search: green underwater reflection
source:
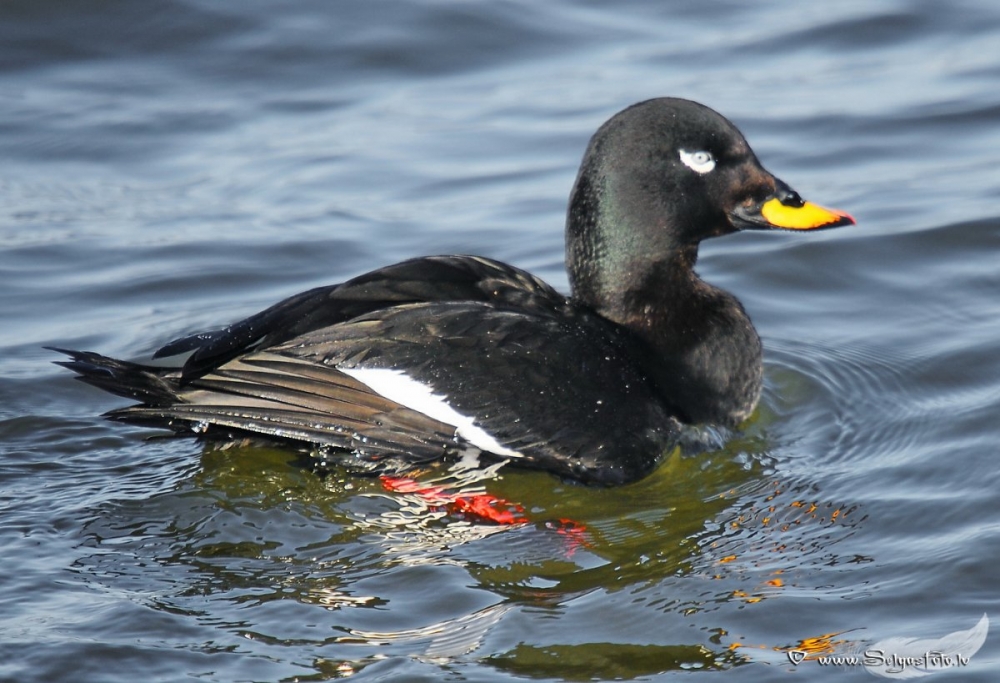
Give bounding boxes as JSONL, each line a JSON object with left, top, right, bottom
{"left": 73, "top": 423, "right": 867, "bottom": 679}
{"left": 489, "top": 642, "right": 745, "bottom": 678}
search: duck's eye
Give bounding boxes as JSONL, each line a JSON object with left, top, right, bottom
{"left": 679, "top": 149, "right": 716, "bottom": 174}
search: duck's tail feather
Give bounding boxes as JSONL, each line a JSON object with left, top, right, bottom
{"left": 48, "top": 347, "right": 182, "bottom": 405}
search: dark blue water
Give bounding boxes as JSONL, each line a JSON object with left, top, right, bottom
{"left": 4, "top": 1, "right": 1000, "bottom": 681}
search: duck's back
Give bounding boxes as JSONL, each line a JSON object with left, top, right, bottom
{"left": 62, "top": 255, "right": 678, "bottom": 485}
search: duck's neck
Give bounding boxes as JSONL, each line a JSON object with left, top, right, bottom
{"left": 570, "top": 244, "right": 763, "bottom": 427}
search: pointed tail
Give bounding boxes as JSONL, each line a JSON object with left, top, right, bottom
{"left": 48, "top": 347, "right": 182, "bottom": 406}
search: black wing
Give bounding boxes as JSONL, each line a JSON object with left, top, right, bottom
{"left": 53, "top": 347, "right": 463, "bottom": 466}
{"left": 156, "top": 255, "right": 566, "bottom": 382}
{"left": 201, "top": 301, "right": 679, "bottom": 484}
{"left": 55, "top": 258, "right": 679, "bottom": 484}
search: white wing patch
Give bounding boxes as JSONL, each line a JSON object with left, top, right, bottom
{"left": 339, "top": 367, "right": 525, "bottom": 459}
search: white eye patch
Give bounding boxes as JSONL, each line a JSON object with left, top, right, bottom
{"left": 679, "top": 149, "right": 716, "bottom": 174}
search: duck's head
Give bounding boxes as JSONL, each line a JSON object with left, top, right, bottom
{"left": 566, "top": 97, "right": 854, "bottom": 309}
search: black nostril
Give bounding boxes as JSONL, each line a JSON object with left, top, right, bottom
{"left": 775, "top": 182, "right": 804, "bottom": 208}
